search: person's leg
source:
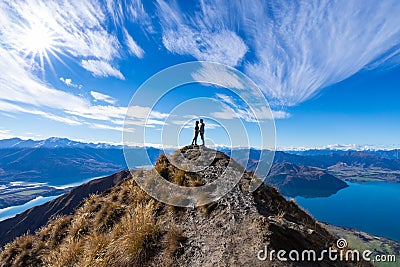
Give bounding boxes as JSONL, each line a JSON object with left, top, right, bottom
{"left": 193, "top": 133, "right": 198, "bottom": 145}
{"left": 200, "top": 133, "right": 204, "bottom": 145}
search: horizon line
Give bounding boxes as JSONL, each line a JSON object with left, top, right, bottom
{"left": 1, "top": 136, "right": 399, "bottom": 151}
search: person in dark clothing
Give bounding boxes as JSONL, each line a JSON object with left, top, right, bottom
{"left": 192, "top": 121, "right": 199, "bottom": 145}
{"left": 199, "top": 119, "right": 205, "bottom": 146}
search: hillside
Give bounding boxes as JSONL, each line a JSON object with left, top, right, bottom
{"left": 276, "top": 151, "right": 400, "bottom": 171}
{"left": 0, "top": 146, "right": 371, "bottom": 266}
{"left": 0, "top": 138, "right": 163, "bottom": 186}
{"left": 266, "top": 162, "right": 349, "bottom": 197}
{"left": 323, "top": 223, "right": 400, "bottom": 267}
{"left": 0, "top": 147, "right": 126, "bottom": 184}
{"left": 0, "top": 171, "right": 130, "bottom": 247}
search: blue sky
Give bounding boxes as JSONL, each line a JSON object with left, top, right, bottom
{"left": 0, "top": 0, "right": 400, "bottom": 148}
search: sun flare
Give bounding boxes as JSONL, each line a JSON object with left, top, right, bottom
{"left": 23, "top": 25, "right": 54, "bottom": 55}
{"left": 16, "top": 22, "right": 64, "bottom": 76}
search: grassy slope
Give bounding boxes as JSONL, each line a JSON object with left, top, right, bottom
{"left": 323, "top": 223, "right": 400, "bottom": 267}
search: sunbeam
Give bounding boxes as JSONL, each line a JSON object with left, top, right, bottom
{"left": 15, "top": 22, "right": 62, "bottom": 78}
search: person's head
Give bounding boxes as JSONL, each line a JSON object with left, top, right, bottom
{"left": 195, "top": 120, "right": 199, "bottom": 124}
{"left": 200, "top": 119, "right": 203, "bottom": 123}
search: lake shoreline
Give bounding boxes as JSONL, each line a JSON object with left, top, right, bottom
{"left": 293, "top": 181, "right": 400, "bottom": 242}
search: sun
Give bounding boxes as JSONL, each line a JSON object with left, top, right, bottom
{"left": 17, "top": 22, "right": 64, "bottom": 77}
{"left": 23, "top": 24, "right": 54, "bottom": 55}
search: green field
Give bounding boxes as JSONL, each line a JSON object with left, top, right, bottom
{"left": 15, "top": 189, "right": 46, "bottom": 196}
{"left": 323, "top": 223, "right": 400, "bottom": 267}
{"left": 327, "top": 165, "right": 400, "bottom": 183}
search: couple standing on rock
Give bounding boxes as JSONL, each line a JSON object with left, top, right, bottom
{"left": 191, "top": 119, "right": 205, "bottom": 146}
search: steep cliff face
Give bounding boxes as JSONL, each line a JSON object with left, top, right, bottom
{"left": 0, "top": 146, "right": 371, "bottom": 266}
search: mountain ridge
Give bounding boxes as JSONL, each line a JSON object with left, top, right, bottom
{"left": 0, "top": 170, "right": 130, "bottom": 247}
{"left": 0, "top": 146, "right": 372, "bottom": 266}
{"left": 266, "top": 162, "right": 348, "bottom": 197}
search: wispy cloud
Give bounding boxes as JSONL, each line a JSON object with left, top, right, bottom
{"left": 0, "top": 0, "right": 150, "bottom": 78}
{"left": 155, "top": 0, "right": 400, "bottom": 106}
{"left": 272, "top": 110, "right": 291, "bottom": 119}
{"left": 1, "top": 1, "right": 116, "bottom": 57}
{"left": 59, "top": 77, "right": 82, "bottom": 89}
{"left": 156, "top": 0, "right": 248, "bottom": 66}
{"left": 0, "top": 128, "right": 43, "bottom": 140}
{"left": 123, "top": 27, "right": 144, "bottom": 58}
{"left": 213, "top": 93, "right": 289, "bottom": 121}
{"left": 0, "top": 129, "right": 13, "bottom": 140}
{"left": 241, "top": 0, "right": 400, "bottom": 106}
{"left": 1, "top": 0, "right": 400, "bottom": 144}
{"left": 0, "top": 45, "right": 163, "bottom": 131}
{"left": 88, "top": 122, "right": 123, "bottom": 132}
{"left": 81, "top": 60, "right": 125, "bottom": 80}
{"left": 191, "top": 63, "right": 247, "bottom": 89}
{"left": 90, "top": 91, "right": 117, "bottom": 105}
{"left": 171, "top": 118, "right": 219, "bottom": 130}
{"left": 0, "top": 47, "right": 88, "bottom": 111}
{"left": 0, "top": 0, "right": 166, "bottom": 137}
{"left": 0, "top": 100, "right": 82, "bottom": 126}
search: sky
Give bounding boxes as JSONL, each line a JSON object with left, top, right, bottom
{"left": 0, "top": 0, "right": 400, "bottom": 148}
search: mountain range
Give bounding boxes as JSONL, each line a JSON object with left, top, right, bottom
{"left": 0, "top": 146, "right": 373, "bottom": 266}
{"left": 1, "top": 137, "right": 400, "bottom": 209}
{"left": 0, "top": 137, "right": 122, "bottom": 149}
{"left": 0, "top": 138, "right": 164, "bottom": 185}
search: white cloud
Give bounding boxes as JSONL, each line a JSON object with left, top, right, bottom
{"left": 211, "top": 106, "right": 239, "bottom": 121}
{"left": 0, "top": 129, "right": 43, "bottom": 140}
{"left": 155, "top": 0, "right": 400, "bottom": 107}
{"left": 81, "top": 60, "right": 125, "bottom": 79}
{"left": 123, "top": 27, "right": 144, "bottom": 58}
{"left": 0, "top": 129, "right": 13, "bottom": 140}
{"left": 0, "top": 0, "right": 165, "bottom": 136}
{"left": 59, "top": 77, "right": 82, "bottom": 89}
{"left": 66, "top": 105, "right": 127, "bottom": 121}
{"left": 212, "top": 106, "right": 289, "bottom": 120}
{"left": 90, "top": 91, "right": 117, "bottom": 105}
{"left": 0, "top": 1, "right": 121, "bottom": 61}
{"left": 157, "top": 0, "right": 248, "bottom": 66}
{"left": 0, "top": 47, "right": 88, "bottom": 112}
{"left": 213, "top": 93, "right": 289, "bottom": 121}
{"left": 0, "top": 0, "right": 152, "bottom": 78}
{"left": 121, "top": 119, "right": 165, "bottom": 127}
{"left": 88, "top": 122, "right": 123, "bottom": 132}
{"left": 191, "top": 64, "right": 247, "bottom": 89}
{"left": 181, "top": 121, "right": 219, "bottom": 130}
{"left": 272, "top": 110, "right": 291, "bottom": 119}
{"left": 0, "top": 46, "right": 164, "bottom": 131}
{"left": 240, "top": 0, "right": 400, "bottom": 106}
{"left": 0, "top": 100, "right": 82, "bottom": 126}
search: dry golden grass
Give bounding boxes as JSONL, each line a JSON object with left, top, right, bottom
{"left": 0, "top": 168, "right": 191, "bottom": 267}
{"left": 0, "top": 152, "right": 231, "bottom": 266}
{"left": 163, "top": 226, "right": 186, "bottom": 260}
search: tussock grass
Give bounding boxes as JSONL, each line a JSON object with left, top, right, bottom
{"left": 0, "top": 168, "right": 190, "bottom": 266}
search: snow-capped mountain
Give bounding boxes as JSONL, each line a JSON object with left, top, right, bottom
{"left": 0, "top": 137, "right": 122, "bottom": 149}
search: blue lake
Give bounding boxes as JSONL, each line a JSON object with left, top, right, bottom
{"left": 0, "top": 195, "right": 61, "bottom": 221}
{"left": 2, "top": 180, "right": 400, "bottom": 243}
{"left": 0, "top": 175, "right": 106, "bottom": 221}
{"left": 294, "top": 181, "right": 400, "bottom": 242}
